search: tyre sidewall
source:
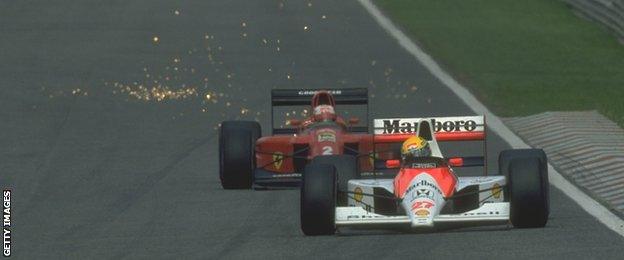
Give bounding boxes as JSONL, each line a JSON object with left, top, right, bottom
{"left": 507, "top": 156, "right": 549, "bottom": 228}
{"left": 300, "top": 163, "right": 336, "bottom": 235}
{"left": 311, "top": 155, "right": 358, "bottom": 206}
{"left": 219, "top": 121, "right": 260, "bottom": 189}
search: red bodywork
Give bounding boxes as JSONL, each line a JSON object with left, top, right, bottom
{"left": 257, "top": 90, "right": 486, "bottom": 191}
{"left": 394, "top": 167, "right": 458, "bottom": 199}
{"left": 256, "top": 125, "right": 375, "bottom": 173}
{"left": 376, "top": 129, "right": 486, "bottom": 196}
{"left": 256, "top": 91, "right": 375, "bottom": 174}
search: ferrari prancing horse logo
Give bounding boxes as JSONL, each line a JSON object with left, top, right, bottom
{"left": 369, "top": 152, "right": 377, "bottom": 167}
{"left": 273, "top": 152, "right": 284, "bottom": 170}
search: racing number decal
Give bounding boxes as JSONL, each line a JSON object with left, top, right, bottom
{"left": 322, "top": 146, "right": 333, "bottom": 155}
{"left": 412, "top": 201, "right": 434, "bottom": 209}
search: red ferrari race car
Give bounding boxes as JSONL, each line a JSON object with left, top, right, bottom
{"left": 300, "top": 116, "right": 549, "bottom": 235}
{"left": 219, "top": 88, "right": 375, "bottom": 201}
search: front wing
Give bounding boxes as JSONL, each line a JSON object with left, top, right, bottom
{"left": 336, "top": 202, "right": 509, "bottom": 227}
{"left": 253, "top": 168, "right": 301, "bottom": 188}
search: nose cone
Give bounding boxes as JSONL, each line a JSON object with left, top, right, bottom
{"left": 402, "top": 198, "right": 435, "bottom": 227}
{"left": 401, "top": 173, "right": 446, "bottom": 228}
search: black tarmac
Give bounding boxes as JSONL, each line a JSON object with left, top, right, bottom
{"left": 1, "top": 0, "right": 623, "bottom": 258}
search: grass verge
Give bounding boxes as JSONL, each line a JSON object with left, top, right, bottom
{"left": 374, "top": 0, "right": 624, "bottom": 125}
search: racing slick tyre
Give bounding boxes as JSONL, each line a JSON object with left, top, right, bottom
{"left": 500, "top": 150, "right": 549, "bottom": 228}
{"left": 498, "top": 149, "right": 548, "bottom": 204}
{"left": 300, "top": 163, "right": 337, "bottom": 236}
{"left": 219, "top": 121, "right": 261, "bottom": 189}
{"left": 312, "top": 155, "right": 358, "bottom": 206}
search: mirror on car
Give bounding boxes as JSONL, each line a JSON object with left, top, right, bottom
{"left": 385, "top": 159, "right": 400, "bottom": 169}
{"left": 448, "top": 157, "right": 463, "bottom": 167}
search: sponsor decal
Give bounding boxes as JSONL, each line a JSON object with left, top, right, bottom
{"left": 415, "top": 209, "right": 430, "bottom": 217}
{"left": 317, "top": 131, "right": 336, "bottom": 142}
{"left": 381, "top": 119, "right": 477, "bottom": 134}
{"left": 408, "top": 188, "right": 435, "bottom": 202}
{"left": 412, "top": 201, "right": 434, "bottom": 210}
{"left": 405, "top": 184, "right": 417, "bottom": 195}
{"left": 354, "top": 187, "right": 363, "bottom": 203}
{"left": 271, "top": 173, "right": 301, "bottom": 178}
{"left": 346, "top": 214, "right": 403, "bottom": 220}
{"left": 414, "top": 180, "right": 443, "bottom": 195}
{"left": 409, "top": 163, "right": 437, "bottom": 168}
{"left": 468, "top": 177, "right": 495, "bottom": 184}
{"left": 359, "top": 171, "right": 385, "bottom": 177}
{"left": 319, "top": 128, "right": 336, "bottom": 134}
{"left": 416, "top": 218, "right": 428, "bottom": 224}
{"left": 3, "top": 190, "right": 10, "bottom": 257}
{"left": 416, "top": 189, "right": 434, "bottom": 200}
{"left": 492, "top": 183, "right": 502, "bottom": 199}
{"left": 273, "top": 152, "right": 284, "bottom": 170}
{"left": 298, "top": 90, "right": 342, "bottom": 96}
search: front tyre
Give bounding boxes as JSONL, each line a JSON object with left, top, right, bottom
{"left": 311, "top": 155, "right": 358, "bottom": 206}
{"left": 498, "top": 149, "right": 548, "bottom": 203}
{"left": 505, "top": 155, "right": 549, "bottom": 228}
{"left": 300, "top": 163, "right": 337, "bottom": 236}
{"left": 219, "top": 121, "right": 261, "bottom": 189}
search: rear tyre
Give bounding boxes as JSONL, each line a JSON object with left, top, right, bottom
{"left": 300, "top": 163, "right": 336, "bottom": 236}
{"left": 312, "top": 155, "right": 358, "bottom": 206}
{"left": 500, "top": 150, "right": 549, "bottom": 228}
{"left": 219, "top": 121, "right": 261, "bottom": 189}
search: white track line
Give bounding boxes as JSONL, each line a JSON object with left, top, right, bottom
{"left": 357, "top": 0, "right": 624, "bottom": 236}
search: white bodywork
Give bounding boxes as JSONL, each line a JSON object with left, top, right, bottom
{"left": 340, "top": 116, "right": 508, "bottom": 229}
{"left": 373, "top": 116, "right": 485, "bottom": 134}
{"left": 336, "top": 203, "right": 509, "bottom": 226}
{"left": 344, "top": 176, "right": 507, "bottom": 228}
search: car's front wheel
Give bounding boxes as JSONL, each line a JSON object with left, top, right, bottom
{"left": 311, "top": 155, "right": 358, "bottom": 206}
{"left": 300, "top": 163, "right": 336, "bottom": 236}
{"left": 219, "top": 121, "right": 261, "bottom": 189}
{"left": 501, "top": 150, "right": 549, "bottom": 228}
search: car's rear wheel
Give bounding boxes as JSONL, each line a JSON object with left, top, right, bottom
{"left": 219, "top": 121, "right": 261, "bottom": 189}
{"left": 300, "top": 163, "right": 336, "bottom": 236}
{"left": 312, "top": 155, "right": 358, "bottom": 206}
{"left": 500, "top": 149, "right": 549, "bottom": 228}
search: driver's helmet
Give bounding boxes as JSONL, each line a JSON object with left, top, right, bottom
{"left": 313, "top": 105, "right": 336, "bottom": 121}
{"left": 401, "top": 136, "right": 431, "bottom": 160}
{"left": 311, "top": 91, "right": 337, "bottom": 122}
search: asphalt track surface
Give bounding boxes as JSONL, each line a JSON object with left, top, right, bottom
{"left": 2, "top": 0, "right": 624, "bottom": 259}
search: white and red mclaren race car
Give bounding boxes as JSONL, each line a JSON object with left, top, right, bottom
{"left": 300, "top": 116, "right": 549, "bottom": 235}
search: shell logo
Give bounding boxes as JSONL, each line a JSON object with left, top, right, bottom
{"left": 415, "top": 209, "right": 430, "bottom": 217}
{"left": 354, "top": 187, "right": 363, "bottom": 202}
{"left": 492, "top": 183, "right": 502, "bottom": 199}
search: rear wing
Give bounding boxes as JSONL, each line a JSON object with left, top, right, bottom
{"left": 372, "top": 116, "right": 488, "bottom": 173}
{"left": 373, "top": 116, "right": 485, "bottom": 142}
{"left": 271, "top": 88, "right": 369, "bottom": 135}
